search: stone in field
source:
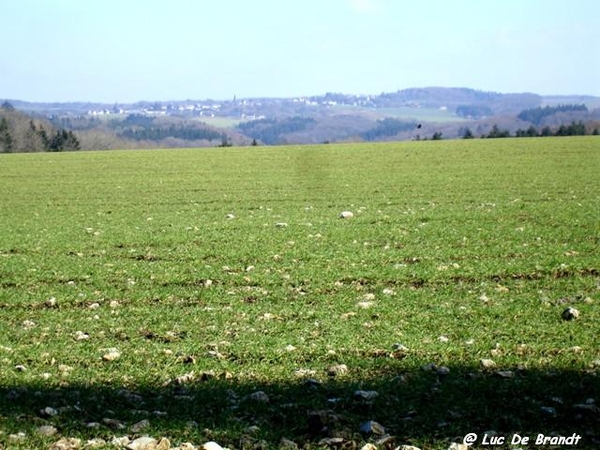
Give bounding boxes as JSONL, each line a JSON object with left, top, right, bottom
{"left": 339, "top": 211, "right": 354, "bottom": 219}
{"left": 37, "top": 425, "right": 58, "bottom": 436}
{"left": 561, "top": 307, "right": 580, "bottom": 320}
{"left": 327, "top": 364, "right": 348, "bottom": 377}
{"left": 102, "top": 349, "right": 121, "bottom": 361}
{"left": 480, "top": 358, "right": 496, "bottom": 369}
{"left": 359, "top": 420, "right": 385, "bottom": 435}
{"left": 200, "top": 442, "right": 226, "bottom": 450}
{"left": 49, "top": 438, "right": 82, "bottom": 449}
{"left": 126, "top": 437, "right": 158, "bottom": 450}
{"left": 248, "top": 390, "right": 270, "bottom": 403}
{"left": 131, "top": 419, "right": 150, "bottom": 432}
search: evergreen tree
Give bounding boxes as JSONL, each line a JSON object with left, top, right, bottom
{"left": 0, "top": 117, "right": 14, "bottom": 152}
{"left": 462, "top": 128, "right": 474, "bottom": 139}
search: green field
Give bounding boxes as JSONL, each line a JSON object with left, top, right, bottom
{"left": 334, "top": 105, "right": 466, "bottom": 123}
{"left": 0, "top": 138, "right": 599, "bottom": 449}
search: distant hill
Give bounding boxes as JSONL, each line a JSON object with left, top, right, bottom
{"left": 2, "top": 87, "right": 599, "bottom": 149}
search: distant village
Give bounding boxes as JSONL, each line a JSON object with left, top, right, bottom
{"left": 85, "top": 93, "right": 383, "bottom": 120}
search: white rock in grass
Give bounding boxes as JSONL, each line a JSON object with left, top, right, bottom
{"left": 22, "top": 320, "right": 36, "bottom": 329}
{"left": 360, "top": 444, "right": 378, "bottom": 450}
{"left": 200, "top": 442, "right": 226, "bottom": 450}
{"left": 102, "top": 349, "right": 121, "bottom": 361}
{"left": 398, "top": 446, "right": 423, "bottom": 450}
{"left": 111, "top": 436, "right": 131, "bottom": 447}
{"left": 356, "top": 301, "right": 374, "bottom": 309}
{"left": 480, "top": 358, "right": 496, "bottom": 369}
{"left": 126, "top": 437, "right": 158, "bottom": 450}
{"left": 74, "top": 331, "right": 90, "bottom": 341}
{"left": 9, "top": 432, "right": 27, "bottom": 442}
{"left": 85, "top": 438, "right": 107, "bottom": 448}
{"left": 339, "top": 211, "right": 354, "bottom": 219}
{"left": 49, "top": 438, "right": 82, "bottom": 450}
{"left": 275, "top": 222, "right": 288, "bottom": 228}
{"left": 447, "top": 444, "right": 469, "bottom": 450}
{"left": 327, "top": 364, "right": 348, "bottom": 377}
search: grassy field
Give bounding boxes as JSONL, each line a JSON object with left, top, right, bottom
{"left": 0, "top": 137, "right": 599, "bottom": 449}
{"left": 334, "top": 105, "right": 466, "bottom": 123}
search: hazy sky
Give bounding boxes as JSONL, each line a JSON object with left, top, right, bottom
{"left": 1, "top": 0, "right": 598, "bottom": 102}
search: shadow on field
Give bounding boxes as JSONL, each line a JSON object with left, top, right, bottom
{"left": 1, "top": 363, "right": 599, "bottom": 449}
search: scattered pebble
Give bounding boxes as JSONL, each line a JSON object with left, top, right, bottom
{"left": 37, "top": 425, "right": 58, "bottom": 437}
{"left": 360, "top": 444, "right": 378, "bottom": 450}
{"left": 74, "top": 331, "right": 90, "bottom": 341}
{"left": 318, "top": 437, "right": 344, "bottom": 446}
{"left": 480, "top": 359, "right": 496, "bottom": 369}
{"left": 437, "top": 366, "right": 450, "bottom": 376}
{"left": 359, "top": 420, "right": 386, "bottom": 435}
{"left": 126, "top": 436, "right": 158, "bottom": 450}
{"left": 447, "top": 444, "right": 469, "bottom": 450}
{"left": 248, "top": 390, "right": 270, "bottom": 403}
{"left": 200, "top": 442, "right": 226, "bottom": 450}
{"left": 327, "top": 364, "right": 348, "bottom": 377}
{"left": 356, "top": 301, "right": 374, "bottom": 309}
{"left": 398, "top": 446, "right": 422, "bottom": 450}
{"left": 275, "top": 222, "right": 288, "bottom": 228}
{"left": 495, "top": 370, "right": 515, "bottom": 378}
{"left": 9, "top": 432, "right": 27, "bottom": 442}
{"left": 339, "top": 211, "right": 354, "bottom": 219}
{"left": 561, "top": 307, "right": 580, "bottom": 321}
{"left": 85, "top": 438, "right": 107, "bottom": 448}
{"left": 102, "top": 349, "right": 121, "bottom": 361}
{"left": 50, "top": 438, "right": 81, "bottom": 450}
{"left": 41, "top": 406, "right": 59, "bottom": 417}
{"left": 111, "top": 436, "right": 131, "bottom": 446}
{"left": 131, "top": 419, "right": 150, "bottom": 432}
{"left": 354, "top": 390, "right": 379, "bottom": 402}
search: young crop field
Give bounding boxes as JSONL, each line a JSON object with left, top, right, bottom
{"left": 0, "top": 137, "right": 599, "bottom": 450}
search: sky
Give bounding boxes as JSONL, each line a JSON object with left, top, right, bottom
{"left": 1, "top": 0, "right": 599, "bottom": 103}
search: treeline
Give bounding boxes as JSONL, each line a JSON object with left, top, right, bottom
{"left": 361, "top": 118, "right": 417, "bottom": 141}
{"left": 517, "top": 104, "right": 588, "bottom": 126}
{"left": 456, "top": 104, "right": 494, "bottom": 119}
{"left": 118, "top": 124, "right": 225, "bottom": 142}
{"left": 461, "top": 121, "right": 597, "bottom": 139}
{"left": 0, "top": 102, "right": 80, "bottom": 153}
{"left": 237, "top": 117, "right": 316, "bottom": 145}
